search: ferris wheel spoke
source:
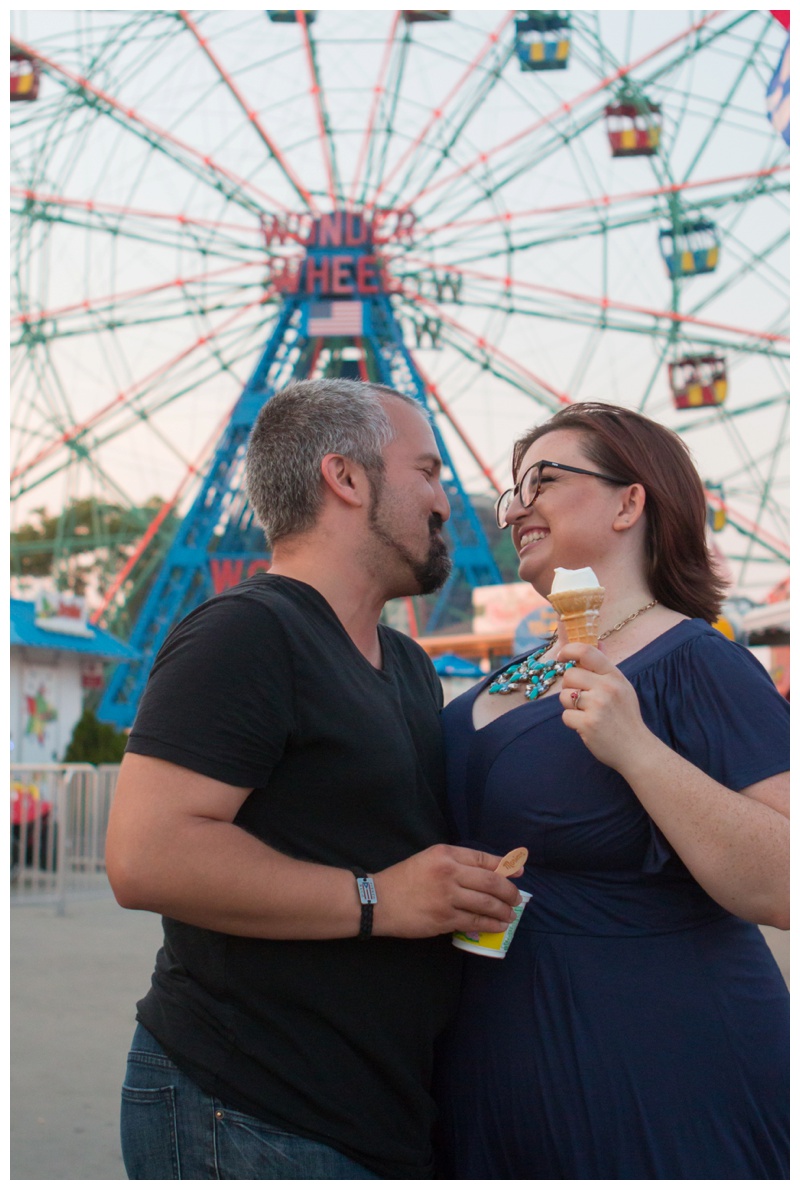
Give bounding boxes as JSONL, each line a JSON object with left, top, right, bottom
{"left": 349, "top": 11, "right": 402, "bottom": 209}
{"left": 13, "top": 330, "right": 257, "bottom": 505}
{"left": 13, "top": 275, "right": 272, "bottom": 347}
{"left": 398, "top": 252, "right": 788, "bottom": 356}
{"left": 682, "top": 403, "right": 790, "bottom": 546}
{"left": 66, "top": 330, "right": 260, "bottom": 468}
{"left": 178, "top": 11, "right": 318, "bottom": 214}
{"left": 685, "top": 229, "right": 789, "bottom": 322}
{"left": 395, "top": 11, "right": 722, "bottom": 217}
{"left": 14, "top": 420, "right": 153, "bottom": 512}
{"left": 297, "top": 13, "right": 340, "bottom": 206}
{"left": 11, "top": 295, "right": 274, "bottom": 486}
{"left": 714, "top": 412, "right": 786, "bottom": 524}
{"left": 11, "top": 346, "right": 81, "bottom": 473}
{"left": 12, "top": 254, "right": 264, "bottom": 330}
{"left": 15, "top": 296, "right": 271, "bottom": 351}
{"left": 370, "top": 13, "right": 515, "bottom": 215}
{"left": 409, "top": 293, "right": 572, "bottom": 407}
{"left": 641, "top": 11, "right": 762, "bottom": 97}
{"left": 10, "top": 34, "right": 292, "bottom": 220}
{"left": 432, "top": 323, "right": 567, "bottom": 420}
{"left": 410, "top": 352, "right": 503, "bottom": 493}
{"left": 362, "top": 32, "right": 414, "bottom": 208}
{"left": 416, "top": 118, "right": 787, "bottom": 247}
{"left": 680, "top": 30, "right": 772, "bottom": 184}
{"left": 411, "top": 165, "right": 789, "bottom": 255}
{"left": 92, "top": 390, "right": 244, "bottom": 622}
{"left": 739, "top": 430, "right": 791, "bottom": 543}
{"left": 10, "top": 186, "right": 265, "bottom": 261}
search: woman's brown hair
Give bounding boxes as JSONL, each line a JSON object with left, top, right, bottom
{"left": 512, "top": 402, "right": 727, "bottom": 622}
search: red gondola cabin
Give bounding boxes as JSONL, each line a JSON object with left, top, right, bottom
{"left": 668, "top": 354, "right": 728, "bottom": 409}
{"left": 11, "top": 50, "right": 40, "bottom": 101}
{"left": 605, "top": 101, "right": 661, "bottom": 157}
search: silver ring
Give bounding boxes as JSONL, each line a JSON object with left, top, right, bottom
{"left": 571, "top": 690, "right": 582, "bottom": 710}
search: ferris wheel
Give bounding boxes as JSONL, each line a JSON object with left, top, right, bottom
{"left": 10, "top": 9, "right": 789, "bottom": 718}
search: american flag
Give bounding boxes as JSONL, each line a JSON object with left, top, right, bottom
{"left": 305, "top": 300, "right": 364, "bottom": 337}
{"left": 766, "top": 34, "right": 790, "bottom": 146}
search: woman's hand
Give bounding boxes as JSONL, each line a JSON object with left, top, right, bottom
{"left": 555, "top": 643, "right": 789, "bottom": 928}
{"left": 557, "top": 643, "right": 656, "bottom": 772}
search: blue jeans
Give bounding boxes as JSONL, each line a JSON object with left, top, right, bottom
{"left": 121, "top": 1023, "right": 381, "bottom": 1179}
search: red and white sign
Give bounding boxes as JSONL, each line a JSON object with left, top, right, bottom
{"left": 81, "top": 660, "right": 105, "bottom": 689}
{"left": 34, "top": 590, "right": 95, "bottom": 637}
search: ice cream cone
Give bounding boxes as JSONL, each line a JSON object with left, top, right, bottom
{"left": 548, "top": 588, "right": 606, "bottom": 644}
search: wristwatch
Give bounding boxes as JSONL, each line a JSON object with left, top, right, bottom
{"left": 352, "top": 867, "right": 377, "bottom": 941}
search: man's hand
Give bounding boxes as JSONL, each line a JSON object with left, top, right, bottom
{"left": 373, "top": 844, "right": 522, "bottom": 938}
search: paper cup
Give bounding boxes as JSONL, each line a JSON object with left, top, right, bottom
{"left": 451, "top": 891, "right": 531, "bottom": 958}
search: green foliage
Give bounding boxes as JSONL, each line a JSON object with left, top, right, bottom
{"left": 10, "top": 496, "right": 180, "bottom": 631}
{"left": 63, "top": 707, "right": 128, "bottom": 765}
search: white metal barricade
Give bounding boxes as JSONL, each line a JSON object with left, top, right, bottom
{"left": 10, "top": 764, "right": 121, "bottom": 911}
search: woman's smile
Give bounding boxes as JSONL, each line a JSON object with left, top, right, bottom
{"left": 516, "top": 527, "right": 550, "bottom": 554}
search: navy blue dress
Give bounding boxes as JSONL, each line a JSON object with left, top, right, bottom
{"left": 435, "top": 620, "right": 789, "bottom": 1179}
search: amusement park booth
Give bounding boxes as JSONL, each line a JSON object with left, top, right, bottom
{"left": 10, "top": 594, "right": 139, "bottom": 765}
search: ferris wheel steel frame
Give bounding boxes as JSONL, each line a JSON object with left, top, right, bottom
{"left": 10, "top": 9, "right": 789, "bottom": 723}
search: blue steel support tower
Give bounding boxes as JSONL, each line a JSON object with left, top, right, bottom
{"left": 99, "top": 211, "right": 501, "bottom": 728}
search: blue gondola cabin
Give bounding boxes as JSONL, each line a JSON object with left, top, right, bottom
{"left": 668, "top": 354, "right": 727, "bottom": 409}
{"left": 514, "top": 11, "right": 571, "bottom": 71}
{"left": 11, "top": 51, "right": 40, "bottom": 101}
{"left": 605, "top": 101, "right": 661, "bottom": 156}
{"left": 659, "top": 218, "right": 720, "bottom": 279}
{"left": 266, "top": 11, "right": 317, "bottom": 24}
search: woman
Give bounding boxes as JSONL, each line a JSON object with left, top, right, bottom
{"left": 435, "top": 403, "right": 788, "bottom": 1179}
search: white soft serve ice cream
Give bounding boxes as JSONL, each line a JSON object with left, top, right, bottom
{"left": 551, "top": 566, "right": 601, "bottom": 594}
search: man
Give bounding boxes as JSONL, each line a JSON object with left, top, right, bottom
{"left": 106, "top": 379, "right": 520, "bottom": 1180}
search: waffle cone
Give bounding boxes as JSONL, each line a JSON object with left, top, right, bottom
{"left": 548, "top": 588, "right": 606, "bottom": 645}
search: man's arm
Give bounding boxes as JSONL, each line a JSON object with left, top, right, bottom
{"left": 106, "top": 753, "right": 520, "bottom": 939}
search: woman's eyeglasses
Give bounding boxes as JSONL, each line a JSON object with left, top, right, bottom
{"left": 495, "top": 460, "right": 631, "bottom": 528}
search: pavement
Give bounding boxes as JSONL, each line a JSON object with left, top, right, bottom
{"left": 10, "top": 891, "right": 790, "bottom": 1181}
{"left": 10, "top": 891, "right": 163, "bottom": 1181}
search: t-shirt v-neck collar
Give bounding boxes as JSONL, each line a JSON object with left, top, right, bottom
{"left": 262, "top": 573, "right": 394, "bottom": 681}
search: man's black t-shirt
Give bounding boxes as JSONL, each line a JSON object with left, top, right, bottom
{"left": 126, "top": 574, "right": 462, "bottom": 1179}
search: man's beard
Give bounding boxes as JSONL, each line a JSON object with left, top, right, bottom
{"left": 367, "top": 478, "right": 452, "bottom": 595}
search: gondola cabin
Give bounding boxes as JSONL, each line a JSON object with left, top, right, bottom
{"left": 704, "top": 482, "right": 726, "bottom": 533}
{"left": 659, "top": 218, "right": 720, "bottom": 279}
{"left": 11, "top": 50, "right": 40, "bottom": 101}
{"left": 605, "top": 101, "right": 661, "bottom": 157}
{"left": 401, "top": 11, "right": 451, "bottom": 21}
{"left": 668, "top": 354, "right": 728, "bottom": 409}
{"left": 266, "top": 11, "right": 317, "bottom": 24}
{"left": 514, "top": 11, "right": 571, "bottom": 71}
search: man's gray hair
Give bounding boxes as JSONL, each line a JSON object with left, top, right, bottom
{"left": 245, "top": 378, "right": 422, "bottom": 545}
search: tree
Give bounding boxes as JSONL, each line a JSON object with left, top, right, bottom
{"left": 63, "top": 708, "right": 128, "bottom": 765}
{"left": 11, "top": 496, "right": 181, "bottom": 630}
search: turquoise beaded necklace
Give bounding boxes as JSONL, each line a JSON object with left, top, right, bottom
{"left": 488, "top": 599, "right": 659, "bottom": 701}
{"left": 488, "top": 634, "right": 571, "bottom": 701}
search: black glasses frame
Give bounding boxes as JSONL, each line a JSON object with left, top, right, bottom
{"left": 495, "top": 459, "right": 630, "bottom": 528}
